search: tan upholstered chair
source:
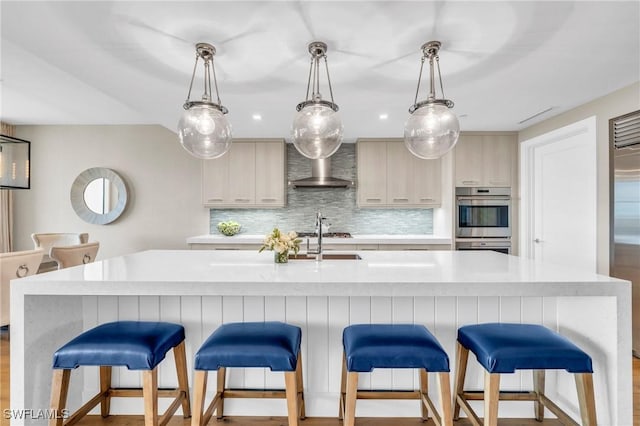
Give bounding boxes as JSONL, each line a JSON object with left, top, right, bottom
{"left": 0, "top": 249, "right": 44, "bottom": 326}
{"left": 31, "top": 233, "right": 89, "bottom": 272}
{"left": 49, "top": 242, "right": 100, "bottom": 270}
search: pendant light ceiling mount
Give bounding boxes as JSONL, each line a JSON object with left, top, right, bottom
{"left": 308, "top": 41, "right": 327, "bottom": 57}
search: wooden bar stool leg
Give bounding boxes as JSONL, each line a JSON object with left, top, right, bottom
{"left": 296, "top": 352, "right": 306, "bottom": 419}
{"left": 216, "top": 367, "right": 226, "bottom": 419}
{"left": 173, "top": 341, "right": 191, "bottom": 418}
{"left": 575, "top": 373, "right": 597, "bottom": 426}
{"left": 419, "top": 369, "right": 429, "bottom": 420}
{"left": 438, "top": 372, "right": 453, "bottom": 426}
{"left": 191, "top": 371, "right": 207, "bottom": 426}
{"left": 483, "top": 371, "right": 500, "bottom": 426}
{"left": 284, "top": 371, "right": 299, "bottom": 426}
{"left": 534, "top": 369, "right": 545, "bottom": 421}
{"left": 452, "top": 342, "right": 469, "bottom": 420}
{"left": 99, "top": 366, "right": 112, "bottom": 418}
{"left": 142, "top": 368, "right": 159, "bottom": 426}
{"left": 49, "top": 369, "right": 71, "bottom": 426}
{"left": 339, "top": 353, "right": 347, "bottom": 420}
{"left": 344, "top": 372, "right": 358, "bottom": 426}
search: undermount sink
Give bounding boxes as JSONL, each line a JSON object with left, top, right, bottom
{"left": 289, "top": 253, "right": 362, "bottom": 260}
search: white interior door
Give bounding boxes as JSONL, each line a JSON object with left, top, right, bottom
{"left": 521, "top": 116, "right": 597, "bottom": 272}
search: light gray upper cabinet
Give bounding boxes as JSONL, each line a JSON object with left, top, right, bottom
{"left": 357, "top": 138, "right": 441, "bottom": 208}
{"left": 202, "top": 139, "right": 286, "bottom": 208}
{"left": 454, "top": 133, "right": 517, "bottom": 187}
{"left": 357, "top": 140, "right": 387, "bottom": 206}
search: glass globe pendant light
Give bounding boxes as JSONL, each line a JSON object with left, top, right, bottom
{"left": 404, "top": 41, "right": 459, "bottom": 159}
{"left": 292, "top": 41, "right": 343, "bottom": 160}
{"left": 178, "top": 43, "right": 232, "bottom": 159}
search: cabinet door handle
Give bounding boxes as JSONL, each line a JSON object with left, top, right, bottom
{"left": 260, "top": 198, "right": 277, "bottom": 202}
{"left": 207, "top": 198, "right": 223, "bottom": 202}
{"left": 234, "top": 198, "right": 251, "bottom": 202}
{"left": 420, "top": 198, "right": 435, "bottom": 202}
{"left": 462, "top": 180, "right": 480, "bottom": 185}
{"left": 366, "top": 198, "right": 382, "bottom": 202}
{"left": 392, "top": 198, "right": 409, "bottom": 202}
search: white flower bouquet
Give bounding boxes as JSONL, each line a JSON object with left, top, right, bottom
{"left": 259, "top": 228, "right": 301, "bottom": 263}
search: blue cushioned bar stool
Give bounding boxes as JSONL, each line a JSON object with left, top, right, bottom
{"left": 453, "top": 323, "right": 597, "bottom": 426}
{"left": 340, "top": 324, "right": 453, "bottom": 426}
{"left": 192, "top": 322, "right": 305, "bottom": 426}
{"left": 49, "top": 321, "right": 190, "bottom": 426}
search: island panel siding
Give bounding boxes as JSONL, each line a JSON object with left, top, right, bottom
{"left": 370, "top": 297, "right": 392, "bottom": 391}
{"left": 79, "top": 295, "right": 560, "bottom": 418}
{"left": 327, "top": 296, "right": 349, "bottom": 394}
{"left": 265, "top": 296, "right": 287, "bottom": 389}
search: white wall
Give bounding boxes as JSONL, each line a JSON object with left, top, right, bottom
{"left": 518, "top": 81, "right": 639, "bottom": 274}
{"left": 12, "top": 125, "right": 209, "bottom": 259}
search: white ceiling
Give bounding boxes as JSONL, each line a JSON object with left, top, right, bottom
{"left": 1, "top": 1, "right": 639, "bottom": 142}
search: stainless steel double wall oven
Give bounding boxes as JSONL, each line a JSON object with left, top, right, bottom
{"left": 455, "top": 187, "right": 512, "bottom": 254}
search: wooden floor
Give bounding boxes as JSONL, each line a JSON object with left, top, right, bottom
{"left": 1, "top": 330, "right": 638, "bottom": 426}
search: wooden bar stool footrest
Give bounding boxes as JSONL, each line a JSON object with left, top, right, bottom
{"left": 224, "top": 389, "right": 287, "bottom": 398}
{"left": 356, "top": 390, "right": 421, "bottom": 399}
{"left": 59, "top": 387, "right": 188, "bottom": 426}
{"left": 461, "top": 390, "right": 538, "bottom": 401}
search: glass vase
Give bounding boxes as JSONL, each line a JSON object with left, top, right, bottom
{"left": 274, "top": 251, "right": 289, "bottom": 264}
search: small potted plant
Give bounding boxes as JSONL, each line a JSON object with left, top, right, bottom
{"left": 259, "top": 228, "right": 301, "bottom": 263}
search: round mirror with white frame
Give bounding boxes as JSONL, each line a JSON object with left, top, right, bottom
{"left": 71, "top": 168, "right": 128, "bottom": 225}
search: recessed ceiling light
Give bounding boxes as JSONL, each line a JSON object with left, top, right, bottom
{"left": 379, "top": 113, "right": 388, "bottom": 120}
{"left": 252, "top": 114, "right": 262, "bottom": 121}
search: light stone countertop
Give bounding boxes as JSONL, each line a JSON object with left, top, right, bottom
{"left": 17, "top": 249, "right": 627, "bottom": 296}
{"left": 186, "top": 233, "right": 453, "bottom": 245}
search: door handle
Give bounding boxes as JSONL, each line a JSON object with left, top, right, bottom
{"left": 534, "top": 238, "right": 543, "bottom": 243}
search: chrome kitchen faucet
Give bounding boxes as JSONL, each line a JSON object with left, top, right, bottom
{"left": 306, "top": 212, "right": 326, "bottom": 261}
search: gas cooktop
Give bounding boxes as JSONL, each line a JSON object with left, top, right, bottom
{"left": 296, "top": 232, "right": 352, "bottom": 238}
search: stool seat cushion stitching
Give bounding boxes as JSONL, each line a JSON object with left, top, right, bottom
{"left": 195, "top": 321, "right": 301, "bottom": 372}
{"left": 52, "top": 321, "right": 185, "bottom": 370}
{"left": 343, "top": 324, "right": 450, "bottom": 373}
{"left": 457, "top": 323, "right": 593, "bottom": 374}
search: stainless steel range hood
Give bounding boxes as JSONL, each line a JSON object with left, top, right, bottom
{"left": 289, "top": 157, "right": 354, "bottom": 188}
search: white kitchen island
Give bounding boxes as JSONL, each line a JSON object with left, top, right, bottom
{"left": 11, "top": 250, "right": 632, "bottom": 425}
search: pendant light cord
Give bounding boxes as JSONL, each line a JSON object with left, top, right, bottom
{"left": 413, "top": 50, "right": 447, "bottom": 104}
{"left": 303, "top": 52, "right": 335, "bottom": 103}
{"left": 314, "top": 56, "right": 320, "bottom": 98}
{"left": 324, "top": 55, "right": 335, "bottom": 104}
{"left": 184, "top": 52, "right": 199, "bottom": 105}
{"left": 305, "top": 57, "right": 313, "bottom": 101}
{"left": 413, "top": 56, "right": 425, "bottom": 106}
{"left": 204, "top": 60, "right": 212, "bottom": 101}
{"left": 436, "top": 55, "right": 446, "bottom": 100}
{"left": 184, "top": 51, "right": 223, "bottom": 107}
{"left": 210, "top": 57, "right": 222, "bottom": 106}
